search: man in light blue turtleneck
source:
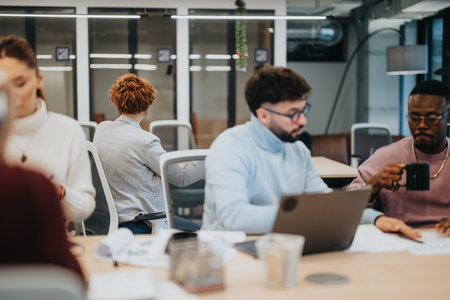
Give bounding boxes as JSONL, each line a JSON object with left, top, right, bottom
{"left": 202, "top": 65, "right": 331, "bottom": 234}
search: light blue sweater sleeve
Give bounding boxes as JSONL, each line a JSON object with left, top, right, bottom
{"left": 203, "top": 133, "right": 278, "bottom": 234}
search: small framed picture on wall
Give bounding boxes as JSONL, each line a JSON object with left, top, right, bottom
{"left": 55, "top": 47, "right": 70, "bottom": 61}
{"left": 157, "top": 48, "right": 171, "bottom": 63}
{"left": 254, "top": 48, "right": 269, "bottom": 63}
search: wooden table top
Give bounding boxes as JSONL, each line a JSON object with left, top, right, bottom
{"left": 73, "top": 231, "right": 450, "bottom": 300}
{"left": 312, "top": 156, "right": 358, "bottom": 178}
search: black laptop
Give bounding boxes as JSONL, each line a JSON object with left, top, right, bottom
{"left": 235, "top": 188, "right": 371, "bottom": 256}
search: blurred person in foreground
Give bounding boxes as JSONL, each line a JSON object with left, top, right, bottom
{"left": 0, "top": 35, "right": 95, "bottom": 223}
{"left": 0, "top": 72, "right": 85, "bottom": 281}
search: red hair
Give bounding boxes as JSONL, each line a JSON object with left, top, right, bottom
{"left": 109, "top": 73, "right": 157, "bottom": 114}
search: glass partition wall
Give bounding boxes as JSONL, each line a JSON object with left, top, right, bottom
{"left": 0, "top": 6, "right": 274, "bottom": 142}
{"left": 88, "top": 8, "right": 176, "bottom": 126}
{"left": 189, "top": 9, "right": 273, "bottom": 148}
{"left": 0, "top": 7, "right": 76, "bottom": 117}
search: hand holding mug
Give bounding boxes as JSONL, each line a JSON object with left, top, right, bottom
{"left": 366, "top": 163, "right": 406, "bottom": 194}
{"left": 367, "top": 162, "right": 430, "bottom": 194}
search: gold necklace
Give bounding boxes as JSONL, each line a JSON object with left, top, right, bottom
{"left": 411, "top": 139, "right": 449, "bottom": 179}
{"left": 12, "top": 101, "right": 41, "bottom": 163}
{"left": 11, "top": 128, "right": 40, "bottom": 163}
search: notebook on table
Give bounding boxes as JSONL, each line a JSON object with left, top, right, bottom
{"left": 234, "top": 187, "right": 371, "bottom": 256}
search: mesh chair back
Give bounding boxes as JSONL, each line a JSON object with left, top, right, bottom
{"left": 0, "top": 265, "right": 86, "bottom": 300}
{"left": 78, "top": 121, "right": 97, "bottom": 142}
{"left": 351, "top": 123, "right": 392, "bottom": 167}
{"left": 160, "top": 149, "right": 208, "bottom": 229}
{"left": 150, "top": 120, "right": 196, "bottom": 151}
{"left": 83, "top": 141, "right": 118, "bottom": 235}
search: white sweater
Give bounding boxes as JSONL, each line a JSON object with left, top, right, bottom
{"left": 4, "top": 100, "right": 95, "bottom": 222}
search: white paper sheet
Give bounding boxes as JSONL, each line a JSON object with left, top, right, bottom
{"left": 346, "top": 225, "right": 412, "bottom": 253}
{"left": 408, "top": 232, "right": 450, "bottom": 255}
{"left": 347, "top": 225, "right": 450, "bottom": 255}
{"left": 113, "top": 236, "right": 170, "bottom": 268}
{"left": 96, "top": 228, "right": 133, "bottom": 260}
{"left": 97, "top": 229, "right": 246, "bottom": 268}
{"left": 88, "top": 270, "right": 157, "bottom": 300}
{"left": 88, "top": 270, "right": 198, "bottom": 300}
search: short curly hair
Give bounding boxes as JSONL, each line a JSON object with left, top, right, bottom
{"left": 410, "top": 79, "right": 450, "bottom": 106}
{"left": 245, "top": 64, "right": 311, "bottom": 115}
{"left": 109, "top": 73, "right": 157, "bottom": 114}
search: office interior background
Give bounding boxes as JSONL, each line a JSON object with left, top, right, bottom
{"left": 1, "top": 0, "right": 449, "bottom": 148}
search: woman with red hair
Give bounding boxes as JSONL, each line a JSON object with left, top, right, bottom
{"left": 94, "top": 73, "right": 204, "bottom": 234}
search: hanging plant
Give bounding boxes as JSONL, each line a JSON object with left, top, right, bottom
{"left": 235, "top": 0, "right": 248, "bottom": 71}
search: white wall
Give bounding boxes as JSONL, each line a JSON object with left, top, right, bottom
{"left": 42, "top": 71, "right": 74, "bottom": 116}
{"left": 368, "top": 31, "right": 401, "bottom": 135}
{"left": 288, "top": 62, "right": 354, "bottom": 134}
{"left": 400, "top": 22, "right": 419, "bottom": 137}
{"left": 367, "top": 22, "right": 419, "bottom": 137}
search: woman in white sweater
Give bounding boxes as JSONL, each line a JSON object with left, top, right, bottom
{"left": 0, "top": 35, "right": 95, "bottom": 222}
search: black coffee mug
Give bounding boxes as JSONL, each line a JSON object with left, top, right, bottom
{"left": 405, "top": 163, "right": 429, "bottom": 190}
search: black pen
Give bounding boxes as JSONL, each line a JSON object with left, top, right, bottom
{"left": 397, "top": 233, "right": 424, "bottom": 244}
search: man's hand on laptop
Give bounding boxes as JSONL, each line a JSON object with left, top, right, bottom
{"left": 375, "top": 216, "right": 421, "bottom": 239}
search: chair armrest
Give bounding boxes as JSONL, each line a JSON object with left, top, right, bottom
{"left": 134, "top": 212, "right": 166, "bottom": 221}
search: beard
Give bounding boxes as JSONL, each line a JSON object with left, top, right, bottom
{"left": 413, "top": 131, "right": 446, "bottom": 153}
{"left": 413, "top": 132, "right": 434, "bottom": 149}
{"left": 268, "top": 119, "right": 303, "bottom": 143}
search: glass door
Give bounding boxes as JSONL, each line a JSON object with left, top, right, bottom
{"left": 189, "top": 9, "right": 273, "bottom": 148}
{"left": 0, "top": 6, "right": 76, "bottom": 117}
{"left": 88, "top": 8, "right": 176, "bottom": 125}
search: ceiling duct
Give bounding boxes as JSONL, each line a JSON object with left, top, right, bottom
{"left": 287, "top": 0, "right": 362, "bottom": 17}
{"left": 368, "top": 0, "right": 450, "bottom": 23}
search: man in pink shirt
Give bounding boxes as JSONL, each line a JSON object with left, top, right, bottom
{"left": 349, "top": 80, "right": 450, "bottom": 238}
